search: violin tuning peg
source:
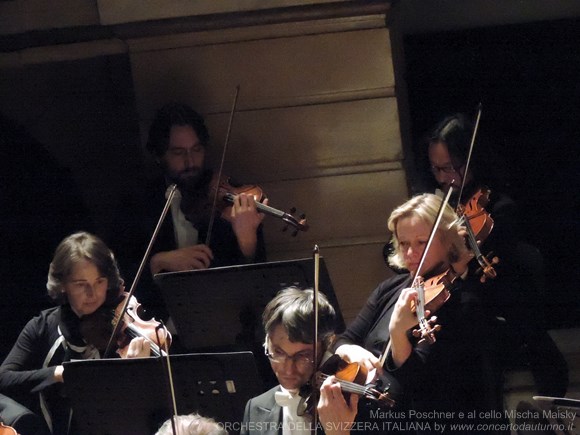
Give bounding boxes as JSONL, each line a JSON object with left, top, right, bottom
{"left": 300, "top": 213, "right": 306, "bottom": 220}
{"left": 289, "top": 207, "right": 297, "bottom": 214}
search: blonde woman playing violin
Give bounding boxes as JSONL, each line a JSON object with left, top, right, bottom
{"left": 332, "top": 194, "right": 506, "bottom": 435}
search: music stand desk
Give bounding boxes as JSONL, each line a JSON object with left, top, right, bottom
{"left": 64, "top": 352, "right": 261, "bottom": 435}
{"left": 153, "top": 257, "right": 345, "bottom": 351}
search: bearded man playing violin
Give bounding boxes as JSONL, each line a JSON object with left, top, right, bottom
{"left": 333, "top": 194, "right": 506, "bottom": 434}
{"left": 421, "top": 113, "right": 568, "bottom": 399}
{"left": 0, "top": 232, "right": 154, "bottom": 435}
{"left": 109, "top": 102, "right": 267, "bottom": 322}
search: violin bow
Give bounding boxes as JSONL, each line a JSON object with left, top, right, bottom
{"left": 205, "top": 85, "right": 241, "bottom": 246}
{"left": 103, "top": 184, "right": 178, "bottom": 358}
{"left": 156, "top": 324, "right": 178, "bottom": 435}
{"left": 453, "top": 103, "right": 499, "bottom": 282}
{"left": 456, "top": 103, "right": 482, "bottom": 206}
{"left": 312, "top": 244, "right": 320, "bottom": 434}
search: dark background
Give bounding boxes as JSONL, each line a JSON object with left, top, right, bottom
{"left": 403, "top": 18, "right": 580, "bottom": 328}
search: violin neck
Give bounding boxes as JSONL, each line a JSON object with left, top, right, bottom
{"left": 222, "top": 193, "right": 285, "bottom": 219}
{"left": 125, "top": 324, "right": 165, "bottom": 357}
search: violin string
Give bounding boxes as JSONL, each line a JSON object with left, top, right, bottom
{"left": 318, "top": 374, "right": 363, "bottom": 393}
{"left": 317, "top": 373, "right": 375, "bottom": 396}
{"left": 125, "top": 324, "right": 163, "bottom": 357}
{"left": 462, "top": 217, "right": 479, "bottom": 256}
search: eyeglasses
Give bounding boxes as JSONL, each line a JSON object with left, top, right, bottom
{"left": 430, "top": 164, "right": 458, "bottom": 174}
{"left": 264, "top": 347, "right": 314, "bottom": 369}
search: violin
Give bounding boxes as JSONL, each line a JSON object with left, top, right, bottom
{"left": 409, "top": 186, "right": 495, "bottom": 343}
{"left": 410, "top": 267, "right": 459, "bottom": 343}
{"left": 179, "top": 172, "right": 309, "bottom": 235}
{"left": 457, "top": 187, "right": 499, "bottom": 282}
{"left": 298, "top": 354, "right": 395, "bottom": 417}
{"left": 113, "top": 292, "right": 171, "bottom": 358}
{"left": 406, "top": 188, "right": 456, "bottom": 344}
{"left": 80, "top": 292, "right": 171, "bottom": 357}
{"left": 450, "top": 104, "right": 498, "bottom": 282}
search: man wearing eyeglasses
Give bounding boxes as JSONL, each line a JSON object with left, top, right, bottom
{"left": 422, "top": 113, "right": 568, "bottom": 401}
{"left": 241, "top": 287, "right": 356, "bottom": 435}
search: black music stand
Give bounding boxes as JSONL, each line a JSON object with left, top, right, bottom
{"left": 534, "top": 395, "right": 580, "bottom": 409}
{"left": 153, "top": 257, "right": 345, "bottom": 352}
{"left": 63, "top": 352, "right": 261, "bottom": 435}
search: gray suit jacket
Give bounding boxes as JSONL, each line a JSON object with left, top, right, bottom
{"left": 241, "top": 385, "right": 283, "bottom": 435}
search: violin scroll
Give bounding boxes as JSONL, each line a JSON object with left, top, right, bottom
{"left": 475, "top": 252, "right": 500, "bottom": 282}
{"left": 412, "top": 316, "right": 442, "bottom": 344}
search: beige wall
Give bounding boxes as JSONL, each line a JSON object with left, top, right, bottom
{"left": 127, "top": 13, "right": 407, "bottom": 321}
{"left": 0, "top": 1, "right": 407, "bottom": 323}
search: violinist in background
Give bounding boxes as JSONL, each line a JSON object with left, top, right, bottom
{"left": 241, "top": 287, "right": 355, "bottom": 435}
{"left": 0, "top": 232, "right": 152, "bottom": 435}
{"left": 421, "top": 113, "right": 567, "bottom": 398}
{"left": 110, "top": 102, "right": 267, "bottom": 321}
{"left": 335, "top": 194, "right": 504, "bottom": 434}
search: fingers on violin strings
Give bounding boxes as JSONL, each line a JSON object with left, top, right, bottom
{"left": 129, "top": 337, "right": 151, "bottom": 358}
{"left": 323, "top": 377, "right": 344, "bottom": 402}
{"left": 329, "top": 386, "right": 345, "bottom": 406}
{"left": 126, "top": 337, "right": 143, "bottom": 358}
{"left": 402, "top": 288, "right": 419, "bottom": 306}
{"left": 142, "top": 339, "right": 151, "bottom": 356}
